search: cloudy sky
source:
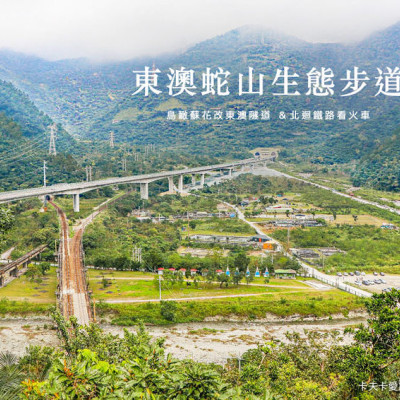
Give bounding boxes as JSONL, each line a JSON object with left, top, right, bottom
{"left": 1, "top": 0, "right": 400, "bottom": 61}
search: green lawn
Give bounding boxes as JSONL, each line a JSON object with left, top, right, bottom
{"left": 88, "top": 270, "right": 154, "bottom": 279}
{"left": 90, "top": 277, "right": 308, "bottom": 301}
{"left": 55, "top": 193, "right": 126, "bottom": 220}
{"left": 99, "top": 289, "right": 366, "bottom": 325}
{"left": 88, "top": 269, "right": 312, "bottom": 301}
{"left": 0, "top": 267, "right": 57, "bottom": 303}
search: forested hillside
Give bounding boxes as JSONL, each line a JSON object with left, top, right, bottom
{"left": 0, "top": 23, "right": 400, "bottom": 189}
{"left": 0, "top": 79, "right": 80, "bottom": 190}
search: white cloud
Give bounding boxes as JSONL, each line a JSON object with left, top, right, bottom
{"left": 0, "top": 0, "right": 399, "bottom": 61}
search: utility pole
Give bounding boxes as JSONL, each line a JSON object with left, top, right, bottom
{"left": 85, "top": 166, "right": 89, "bottom": 182}
{"left": 122, "top": 158, "right": 127, "bottom": 172}
{"left": 89, "top": 166, "right": 92, "bottom": 181}
{"left": 158, "top": 273, "right": 162, "bottom": 301}
{"left": 49, "top": 124, "right": 57, "bottom": 156}
{"left": 109, "top": 131, "right": 115, "bottom": 148}
{"left": 93, "top": 298, "right": 96, "bottom": 323}
{"left": 43, "top": 160, "right": 47, "bottom": 187}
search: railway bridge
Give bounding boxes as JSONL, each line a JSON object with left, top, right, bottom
{"left": 0, "top": 245, "right": 47, "bottom": 287}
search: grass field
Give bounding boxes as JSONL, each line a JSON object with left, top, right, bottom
{"left": 88, "top": 269, "right": 312, "bottom": 300}
{"left": 329, "top": 214, "right": 387, "bottom": 226}
{"left": 98, "top": 289, "right": 365, "bottom": 325}
{"left": 87, "top": 270, "right": 154, "bottom": 279}
{"left": 0, "top": 267, "right": 365, "bottom": 322}
{"left": 89, "top": 276, "right": 310, "bottom": 301}
{"left": 0, "top": 267, "right": 57, "bottom": 303}
{"left": 54, "top": 195, "right": 124, "bottom": 221}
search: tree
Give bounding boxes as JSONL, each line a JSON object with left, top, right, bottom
{"left": 352, "top": 214, "right": 358, "bottom": 223}
{"left": 217, "top": 273, "right": 230, "bottom": 288}
{"left": 245, "top": 273, "right": 254, "bottom": 285}
{"left": 189, "top": 220, "right": 197, "bottom": 229}
{"left": 0, "top": 207, "right": 14, "bottom": 243}
{"left": 0, "top": 351, "right": 24, "bottom": 399}
{"left": 233, "top": 252, "right": 250, "bottom": 273}
{"left": 143, "top": 248, "right": 164, "bottom": 272}
{"left": 160, "top": 300, "right": 178, "bottom": 322}
{"left": 232, "top": 271, "right": 244, "bottom": 285}
{"left": 342, "top": 289, "right": 400, "bottom": 396}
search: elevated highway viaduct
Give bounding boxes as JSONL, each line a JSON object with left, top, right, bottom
{"left": 0, "top": 157, "right": 273, "bottom": 212}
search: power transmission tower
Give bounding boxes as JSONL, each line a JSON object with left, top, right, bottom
{"left": 85, "top": 166, "right": 93, "bottom": 181}
{"left": 43, "top": 160, "right": 47, "bottom": 187}
{"left": 49, "top": 124, "right": 57, "bottom": 156}
{"left": 122, "top": 158, "right": 127, "bottom": 172}
{"left": 132, "top": 246, "right": 142, "bottom": 263}
{"left": 109, "top": 131, "right": 115, "bottom": 148}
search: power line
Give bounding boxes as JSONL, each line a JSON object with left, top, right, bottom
{"left": 0, "top": 138, "right": 49, "bottom": 165}
{"left": 0, "top": 135, "right": 48, "bottom": 157}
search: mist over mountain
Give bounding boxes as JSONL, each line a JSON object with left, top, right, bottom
{"left": 0, "top": 22, "right": 399, "bottom": 189}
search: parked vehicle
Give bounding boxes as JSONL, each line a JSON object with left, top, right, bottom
{"left": 373, "top": 272, "right": 378, "bottom": 276}
{"left": 380, "top": 272, "right": 385, "bottom": 276}
{"left": 349, "top": 272, "right": 354, "bottom": 276}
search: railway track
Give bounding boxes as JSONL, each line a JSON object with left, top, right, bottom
{"left": 50, "top": 201, "right": 91, "bottom": 325}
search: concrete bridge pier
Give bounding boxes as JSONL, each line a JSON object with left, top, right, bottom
{"left": 191, "top": 174, "right": 196, "bottom": 186}
{"left": 200, "top": 173, "right": 205, "bottom": 188}
{"left": 168, "top": 177, "right": 175, "bottom": 192}
{"left": 241, "top": 165, "right": 245, "bottom": 172}
{"left": 178, "top": 175, "right": 184, "bottom": 192}
{"left": 73, "top": 193, "right": 80, "bottom": 213}
{"left": 228, "top": 168, "right": 232, "bottom": 177}
{"left": 140, "top": 182, "right": 149, "bottom": 200}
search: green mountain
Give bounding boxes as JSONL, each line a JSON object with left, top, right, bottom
{"left": 352, "top": 130, "right": 400, "bottom": 191}
{"left": 0, "top": 23, "right": 400, "bottom": 189}
{"left": 0, "top": 79, "right": 79, "bottom": 190}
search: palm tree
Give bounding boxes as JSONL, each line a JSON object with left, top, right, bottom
{"left": 0, "top": 352, "right": 24, "bottom": 400}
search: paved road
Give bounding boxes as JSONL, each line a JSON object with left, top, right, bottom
{"left": 0, "top": 247, "right": 14, "bottom": 261}
{"left": 0, "top": 158, "right": 264, "bottom": 203}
